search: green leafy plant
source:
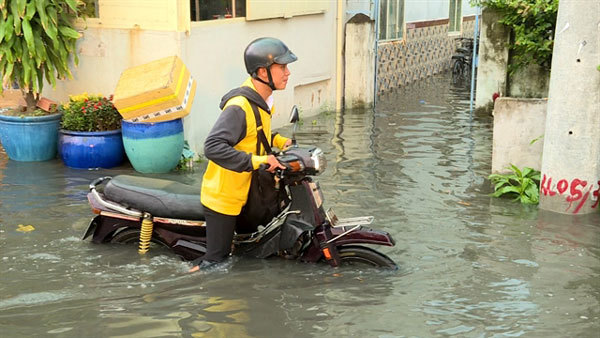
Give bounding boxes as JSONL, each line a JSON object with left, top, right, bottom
{"left": 0, "top": 0, "right": 95, "bottom": 112}
{"left": 488, "top": 164, "right": 541, "bottom": 204}
{"left": 60, "top": 93, "right": 122, "bottom": 132}
{"left": 472, "top": 0, "right": 558, "bottom": 74}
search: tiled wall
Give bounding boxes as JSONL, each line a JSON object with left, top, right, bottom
{"left": 377, "top": 18, "right": 476, "bottom": 95}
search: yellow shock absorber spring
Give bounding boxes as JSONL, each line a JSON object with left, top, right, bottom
{"left": 138, "top": 213, "right": 154, "bottom": 254}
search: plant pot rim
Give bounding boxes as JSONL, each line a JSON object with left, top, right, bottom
{"left": 121, "top": 118, "right": 182, "bottom": 126}
{"left": 59, "top": 129, "right": 122, "bottom": 136}
{"left": 0, "top": 111, "right": 62, "bottom": 122}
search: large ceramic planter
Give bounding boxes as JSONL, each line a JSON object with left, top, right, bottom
{"left": 58, "top": 129, "right": 125, "bottom": 169}
{"left": 0, "top": 112, "right": 62, "bottom": 161}
{"left": 121, "top": 119, "right": 184, "bottom": 173}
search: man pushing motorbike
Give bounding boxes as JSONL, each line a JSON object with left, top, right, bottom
{"left": 189, "top": 37, "right": 296, "bottom": 272}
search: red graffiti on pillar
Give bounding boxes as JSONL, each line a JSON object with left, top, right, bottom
{"left": 566, "top": 179, "right": 588, "bottom": 214}
{"left": 541, "top": 174, "right": 600, "bottom": 214}
{"left": 540, "top": 174, "right": 556, "bottom": 196}
{"left": 566, "top": 179, "right": 587, "bottom": 202}
{"left": 593, "top": 181, "right": 600, "bottom": 209}
{"left": 556, "top": 179, "right": 568, "bottom": 194}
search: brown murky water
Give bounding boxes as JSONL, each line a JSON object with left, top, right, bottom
{"left": 1, "top": 73, "right": 598, "bottom": 337}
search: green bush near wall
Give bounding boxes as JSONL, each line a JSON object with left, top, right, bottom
{"left": 472, "top": 0, "right": 558, "bottom": 74}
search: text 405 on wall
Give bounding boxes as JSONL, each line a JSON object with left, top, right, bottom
{"left": 540, "top": 174, "right": 600, "bottom": 214}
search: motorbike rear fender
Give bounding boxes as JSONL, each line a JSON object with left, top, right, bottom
{"left": 87, "top": 216, "right": 140, "bottom": 244}
{"left": 82, "top": 216, "right": 100, "bottom": 241}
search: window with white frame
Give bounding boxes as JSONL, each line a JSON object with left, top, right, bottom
{"left": 378, "top": 0, "right": 405, "bottom": 41}
{"left": 448, "top": 0, "right": 462, "bottom": 33}
{"left": 190, "top": 1, "right": 326, "bottom": 22}
{"left": 190, "top": 0, "right": 246, "bottom": 21}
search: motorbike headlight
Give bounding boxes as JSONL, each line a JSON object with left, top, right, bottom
{"left": 310, "top": 148, "right": 327, "bottom": 175}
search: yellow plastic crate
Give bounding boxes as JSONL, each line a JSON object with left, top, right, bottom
{"left": 113, "top": 56, "right": 197, "bottom": 123}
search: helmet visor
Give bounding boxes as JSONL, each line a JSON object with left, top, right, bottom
{"left": 274, "top": 50, "right": 298, "bottom": 65}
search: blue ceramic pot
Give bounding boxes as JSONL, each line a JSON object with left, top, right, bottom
{"left": 58, "top": 129, "right": 125, "bottom": 169}
{"left": 121, "top": 119, "right": 184, "bottom": 173}
{"left": 0, "top": 112, "right": 62, "bottom": 161}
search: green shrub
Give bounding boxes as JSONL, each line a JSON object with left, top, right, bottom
{"left": 472, "top": 0, "right": 558, "bottom": 74}
{"left": 488, "top": 164, "right": 541, "bottom": 204}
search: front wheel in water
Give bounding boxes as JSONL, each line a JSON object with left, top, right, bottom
{"left": 338, "top": 245, "right": 397, "bottom": 269}
{"left": 452, "top": 60, "right": 463, "bottom": 84}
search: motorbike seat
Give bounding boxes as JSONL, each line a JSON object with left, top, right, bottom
{"left": 104, "top": 175, "right": 205, "bottom": 220}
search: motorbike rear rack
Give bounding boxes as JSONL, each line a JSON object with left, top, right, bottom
{"left": 324, "top": 208, "right": 375, "bottom": 244}
{"left": 326, "top": 208, "right": 373, "bottom": 228}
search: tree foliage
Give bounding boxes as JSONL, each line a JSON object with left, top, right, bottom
{"left": 0, "top": 0, "right": 94, "bottom": 111}
{"left": 472, "top": 0, "right": 558, "bottom": 74}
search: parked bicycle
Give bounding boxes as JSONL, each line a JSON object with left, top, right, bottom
{"left": 451, "top": 37, "right": 477, "bottom": 85}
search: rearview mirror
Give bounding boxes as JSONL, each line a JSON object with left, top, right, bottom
{"left": 289, "top": 105, "right": 299, "bottom": 124}
{"left": 289, "top": 105, "right": 299, "bottom": 147}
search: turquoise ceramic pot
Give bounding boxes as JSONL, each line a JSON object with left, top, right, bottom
{"left": 0, "top": 112, "right": 62, "bottom": 161}
{"left": 121, "top": 119, "right": 184, "bottom": 173}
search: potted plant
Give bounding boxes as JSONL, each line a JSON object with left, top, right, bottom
{"left": 58, "top": 93, "right": 125, "bottom": 169}
{"left": 0, "top": 0, "right": 93, "bottom": 161}
{"left": 0, "top": 105, "right": 62, "bottom": 161}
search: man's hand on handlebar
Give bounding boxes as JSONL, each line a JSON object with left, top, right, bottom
{"left": 266, "top": 154, "right": 286, "bottom": 173}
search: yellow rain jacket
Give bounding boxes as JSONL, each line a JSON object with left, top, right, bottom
{"left": 200, "top": 78, "right": 289, "bottom": 216}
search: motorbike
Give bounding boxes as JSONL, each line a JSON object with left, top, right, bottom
{"left": 82, "top": 107, "right": 397, "bottom": 269}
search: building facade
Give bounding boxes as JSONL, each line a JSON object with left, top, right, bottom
{"left": 43, "top": 0, "right": 477, "bottom": 155}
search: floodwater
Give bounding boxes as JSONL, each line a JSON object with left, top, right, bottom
{"left": 1, "top": 73, "right": 598, "bottom": 337}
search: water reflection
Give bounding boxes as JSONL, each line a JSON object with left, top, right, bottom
{"left": 0, "top": 73, "right": 598, "bottom": 337}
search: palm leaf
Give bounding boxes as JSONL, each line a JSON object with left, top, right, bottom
{"left": 58, "top": 25, "right": 80, "bottom": 39}
{"left": 10, "top": 0, "right": 20, "bottom": 36}
{"left": 21, "top": 18, "right": 34, "bottom": 55}
{"left": 25, "top": 1, "right": 36, "bottom": 21}
{"left": 17, "top": 0, "right": 27, "bottom": 16}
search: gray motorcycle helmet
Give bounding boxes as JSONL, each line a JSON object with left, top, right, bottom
{"left": 244, "top": 37, "right": 297, "bottom": 90}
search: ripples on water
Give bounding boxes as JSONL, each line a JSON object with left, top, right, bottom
{"left": 0, "top": 73, "right": 598, "bottom": 337}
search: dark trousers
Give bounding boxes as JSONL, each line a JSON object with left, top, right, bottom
{"left": 201, "top": 204, "right": 237, "bottom": 263}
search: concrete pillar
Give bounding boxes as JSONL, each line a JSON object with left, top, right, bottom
{"left": 539, "top": 1, "right": 600, "bottom": 215}
{"left": 344, "top": 13, "right": 375, "bottom": 109}
{"left": 474, "top": 8, "right": 510, "bottom": 109}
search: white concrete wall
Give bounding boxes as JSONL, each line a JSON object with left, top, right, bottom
{"left": 345, "top": 0, "right": 374, "bottom": 19}
{"left": 405, "top": 0, "right": 477, "bottom": 22}
{"left": 492, "top": 98, "right": 547, "bottom": 174}
{"left": 44, "top": 27, "right": 182, "bottom": 103}
{"left": 462, "top": 0, "right": 478, "bottom": 16}
{"left": 345, "top": 0, "right": 478, "bottom": 23}
{"left": 405, "top": 0, "right": 448, "bottom": 22}
{"left": 181, "top": 11, "right": 337, "bottom": 155}
{"left": 43, "top": 6, "right": 337, "bottom": 157}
